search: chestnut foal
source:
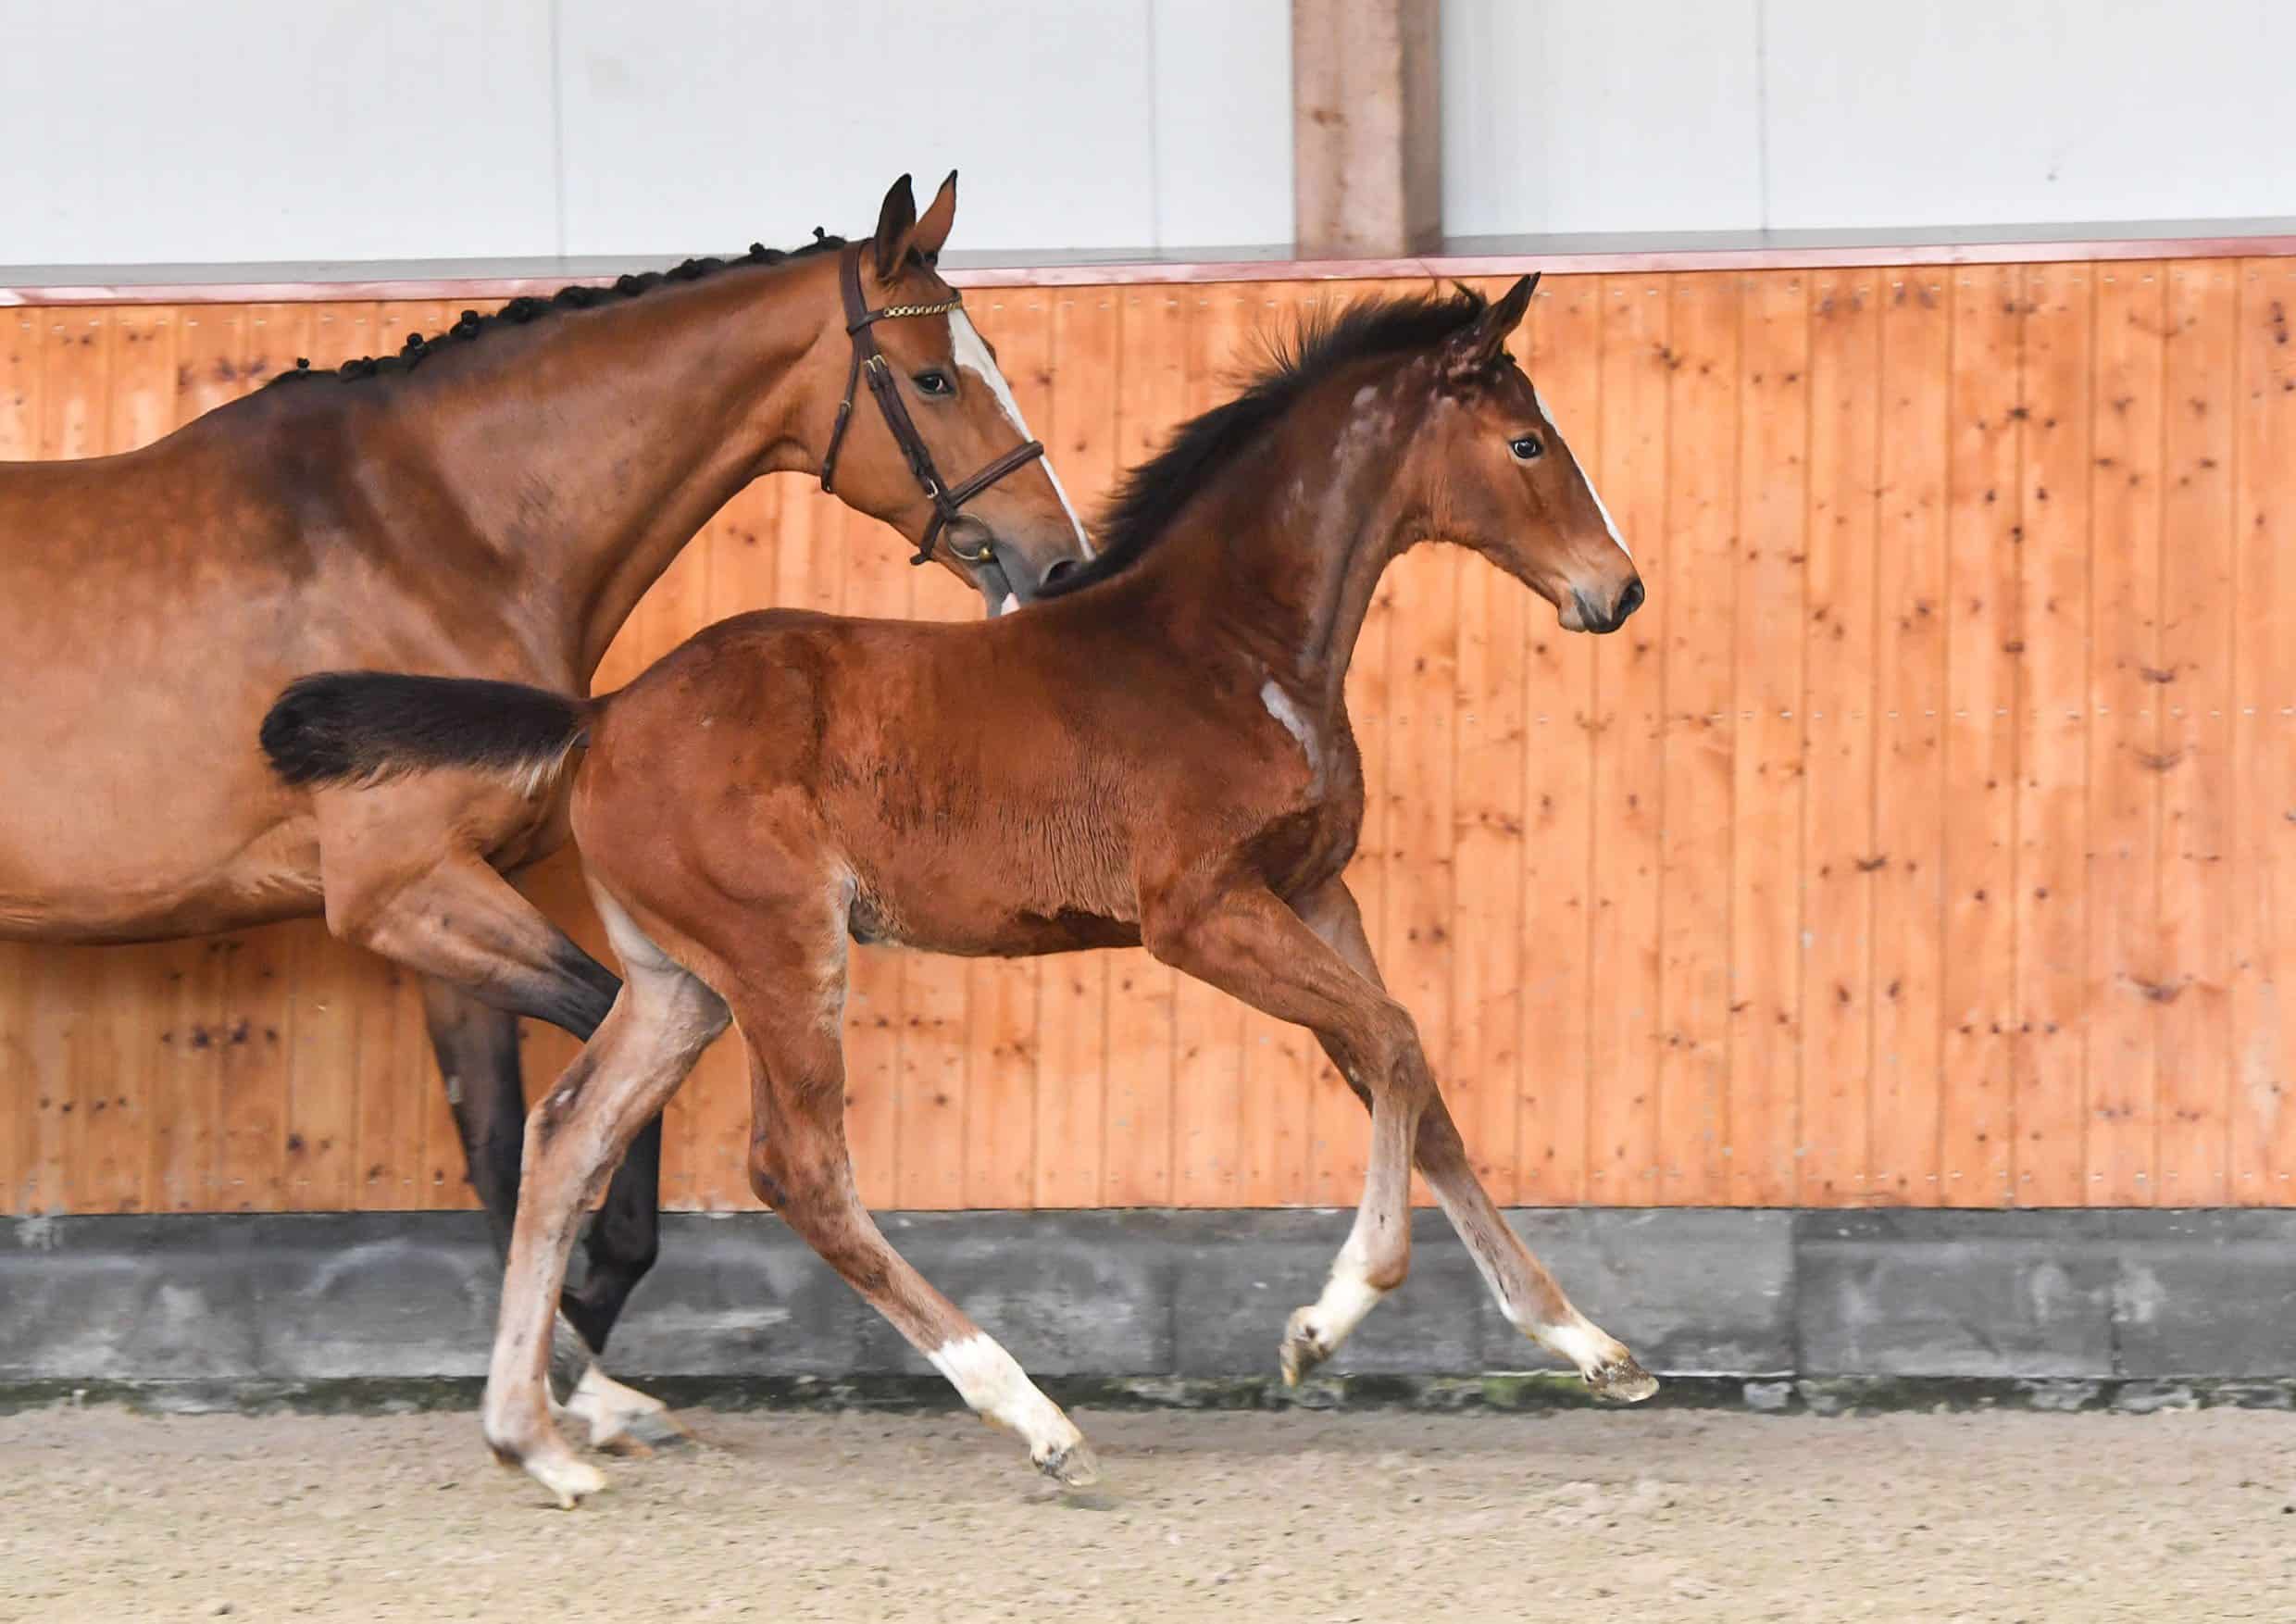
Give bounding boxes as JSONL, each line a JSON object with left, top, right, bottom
{"left": 265, "top": 275, "right": 1651, "bottom": 1506}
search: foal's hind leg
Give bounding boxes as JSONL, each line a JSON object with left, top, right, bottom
{"left": 480, "top": 901, "right": 728, "bottom": 1507}
{"left": 416, "top": 947, "right": 684, "bottom": 1451}
{"left": 725, "top": 958, "right": 1097, "bottom": 1487}
{"left": 1292, "top": 877, "right": 1654, "bottom": 1401}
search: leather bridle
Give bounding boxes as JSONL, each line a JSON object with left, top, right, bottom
{"left": 817, "top": 242, "right": 1046, "bottom": 568}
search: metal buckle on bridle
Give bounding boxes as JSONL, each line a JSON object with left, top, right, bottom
{"left": 816, "top": 242, "right": 1045, "bottom": 570}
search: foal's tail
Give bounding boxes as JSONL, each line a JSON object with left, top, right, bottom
{"left": 260, "top": 671, "right": 593, "bottom": 796}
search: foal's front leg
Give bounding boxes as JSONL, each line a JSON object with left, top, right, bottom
{"left": 1291, "top": 877, "right": 1655, "bottom": 1401}
{"left": 1140, "top": 881, "right": 1434, "bottom": 1380}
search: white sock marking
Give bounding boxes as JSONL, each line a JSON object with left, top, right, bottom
{"left": 949, "top": 309, "right": 1092, "bottom": 556}
{"left": 928, "top": 1332, "right": 1079, "bottom": 1457}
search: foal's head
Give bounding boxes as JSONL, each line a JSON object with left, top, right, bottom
{"left": 804, "top": 173, "right": 1092, "bottom": 611}
{"left": 1392, "top": 276, "right": 1642, "bottom": 633}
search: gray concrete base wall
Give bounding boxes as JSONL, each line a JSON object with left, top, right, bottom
{"left": 6, "top": 1207, "right": 2294, "bottom": 1393}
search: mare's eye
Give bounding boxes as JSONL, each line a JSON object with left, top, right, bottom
{"left": 1509, "top": 434, "right": 1543, "bottom": 462}
{"left": 914, "top": 370, "right": 955, "bottom": 397}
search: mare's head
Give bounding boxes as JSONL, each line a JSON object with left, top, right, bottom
{"left": 803, "top": 172, "right": 1091, "bottom": 613}
{"left": 1387, "top": 276, "right": 1641, "bottom": 632}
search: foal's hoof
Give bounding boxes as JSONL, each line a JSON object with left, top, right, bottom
{"left": 1279, "top": 1306, "right": 1334, "bottom": 1387}
{"left": 1036, "top": 1439, "right": 1103, "bottom": 1490}
{"left": 565, "top": 1367, "right": 691, "bottom": 1454}
{"left": 1586, "top": 1354, "right": 1659, "bottom": 1404}
{"left": 522, "top": 1451, "right": 609, "bottom": 1510}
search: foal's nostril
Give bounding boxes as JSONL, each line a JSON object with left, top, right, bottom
{"left": 1042, "top": 558, "right": 1079, "bottom": 586}
{"left": 1616, "top": 577, "right": 1646, "bottom": 622}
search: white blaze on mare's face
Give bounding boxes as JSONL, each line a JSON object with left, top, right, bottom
{"left": 1532, "top": 385, "right": 1631, "bottom": 560}
{"left": 948, "top": 309, "right": 1092, "bottom": 556}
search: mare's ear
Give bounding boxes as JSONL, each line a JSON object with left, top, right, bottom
{"left": 871, "top": 174, "right": 919, "bottom": 282}
{"left": 1441, "top": 272, "right": 1540, "bottom": 380}
{"left": 910, "top": 171, "right": 959, "bottom": 265}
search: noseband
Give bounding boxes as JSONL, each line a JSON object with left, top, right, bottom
{"left": 817, "top": 242, "right": 1046, "bottom": 568}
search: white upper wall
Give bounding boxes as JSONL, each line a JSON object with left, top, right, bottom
{"left": 1, "top": 0, "right": 2285, "bottom": 268}
{"left": 1443, "top": 0, "right": 2295, "bottom": 235}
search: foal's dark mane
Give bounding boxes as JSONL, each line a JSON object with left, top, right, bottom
{"left": 265, "top": 231, "right": 850, "bottom": 388}
{"left": 1040, "top": 286, "right": 1491, "bottom": 599}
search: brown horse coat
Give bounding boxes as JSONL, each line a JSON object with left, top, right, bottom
{"left": 267, "top": 276, "right": 1651, "bottom": 1505}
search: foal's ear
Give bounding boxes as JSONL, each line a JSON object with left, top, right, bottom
{"left": 1441, "top": 272, "right": 1541, "bottom": 380}
{"left": 909, "top": 171, "right": 959, "bottom": 266}
{"left": 871, "top": 174, "right": 920, "bottom": 281}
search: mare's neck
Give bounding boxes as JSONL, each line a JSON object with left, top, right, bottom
{"left": 379, "top": 255, "right": 840, "bottom": 680}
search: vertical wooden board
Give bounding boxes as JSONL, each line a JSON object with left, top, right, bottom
{"left": 1102, "top": 284, "right": 1188, "bottom": 1208}
{"left": 344, "top": 304, "right": 452, "bottom": 1212}
{"left": 41, "top": 311, "right": 111, "bottom": 1212}
{"left": 1654, "top": 271, "right": 1741, "bottom": 1205}
{"left": 2084, "top": 263, "right": 2167, "bottom": 1206}
{"left": 152, "top": 306, "right": 254, "bottom": 1210}
{"left": 1514, "top": 274, "right": 1601, "bottom": 1206}
{"left": 210, "top": 306, "right": 313, "bottom": 1213}
{"left": 1380, "top": 544, "right": 1459, "bottom": 1199}
{"left": 2154, "top": 262, "right": 2239, "bottom": 1206}
{"left": 674, "top": 484, "right": 783, "bottom": 1209}
{"left": 1168, "top": 284, "right": 1254, "bottom": 1206}
{"left": 1447, "top": 275, "right": 1537, "bottom": 1207}
{"left": 1939, "top": 267, "right": 2023, "bottom": 1207}
{"left": 2231, "top": 259, "right": 2296, "bottom": 1196}
{"left": 2011, "top": 268, "right": 2095, "bottom": 1206}
{"left": 1728, "top": 272, "right": 1809, "bottom": 1206}
{"left": 0, "top": 310, "right": 39, "bottom": 1209}
{"left": 92, "top": 306, "right": 185, "bottom": 1212}
{"left": 269, "top": 303, "right": 386, "bottom": 1204}
{"left": 839, "top": 499, "right": 912, "bottom": 1213}
{"left": 1011, "top": 284, "right": 1121, "bottom": 1208}
{"left": 1235, "top": 281, "right": 1326, "bottom": 1207}
{"left": 1869, "top": 273, "right": 1953, "bottom": 1205}
{"left": 1800, "top": 270, "right": 1882, "bottom": 1205}
{"left": 1584, "top": 276, "right": 1669, "bottom": 1206}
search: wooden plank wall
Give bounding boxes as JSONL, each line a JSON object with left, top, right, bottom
{"left": 3, "top": 258, "right": 2293, "bottom": 1215}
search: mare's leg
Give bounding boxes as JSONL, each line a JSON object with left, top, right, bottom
{"left": 480, "top": 897, "right": 728, "bottom": 1507}
{"left": 1291, "top": 877, "right": 1654, "bottom": 1400}
{"left": 730, "top": 959, "right": 1100, "bottom": 1488}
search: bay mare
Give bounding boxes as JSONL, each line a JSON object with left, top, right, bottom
{"left": 0, "top": 174, "right": 1090, "bottom": 1442}
{"left": 272, "top": 273, "right": 1650, "bottom": 1505}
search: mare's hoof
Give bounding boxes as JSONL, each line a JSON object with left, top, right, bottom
{"left": 1587, "top": 1355, "right": 1659, "bottom": 1404}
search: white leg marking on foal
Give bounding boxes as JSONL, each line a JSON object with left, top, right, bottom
{"left": 1284, "top": 1233, "right": 1389, "bottom": 1383}
{"left": 949, "top": 309, "right": 1092, "bottom": 555}
{"left": 927, "top": 1331, "right": 1095, "bottom": 1482}
{"left": 562, "top": 1362, "right": 678, "bottom": 1450}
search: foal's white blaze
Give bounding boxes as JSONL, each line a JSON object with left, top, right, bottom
{"left": 1532, "top": 385, "right": 1631, "bottom": 560}
{"left": 928, "top": 1331, "right": 1082, "bottom": 1460}
{"left": 949, "top": 309, "right": 1092, "bottom": 556}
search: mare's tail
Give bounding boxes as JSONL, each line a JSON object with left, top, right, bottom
{"left": 260, "top": 671, "right": 592, "bottom": 795}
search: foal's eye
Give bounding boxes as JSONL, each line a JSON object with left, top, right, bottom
{"left": 914, "top": 370, "right": 955, "bottom": 397}
{"left": 1509, "top": 434, "right": 1544, "bottom": 462}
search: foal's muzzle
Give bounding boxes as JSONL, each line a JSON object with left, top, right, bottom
{"left": 1569, "top": 576, "right": 1646, "bottom": 634}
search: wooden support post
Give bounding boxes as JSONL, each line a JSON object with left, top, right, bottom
{"left": 1292, "top": 0, "right": 1441, "bottom": 257}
